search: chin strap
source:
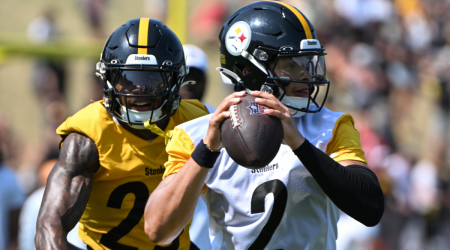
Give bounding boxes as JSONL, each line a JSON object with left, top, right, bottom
{"left": 143, "top": 120, "right": 173, "bottom": 145}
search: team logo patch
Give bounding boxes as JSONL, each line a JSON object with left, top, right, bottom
{"left": 225, "top": 21, "right": 252, "bottom": 56}
{"left": 247, "top": 102, "right": 268, "bottom": 115}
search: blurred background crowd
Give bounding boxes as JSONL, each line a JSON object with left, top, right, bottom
{"left": 0, "top": 0, "right": 450, "bottom": 249}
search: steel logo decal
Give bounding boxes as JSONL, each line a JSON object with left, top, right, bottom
{"left": 225, "top": 21, "right": 252, "bottom": 56}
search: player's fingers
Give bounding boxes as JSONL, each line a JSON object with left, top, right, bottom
{"left": 215, "top": 111, "right": 231, "bottom": 124}
{"left": 215, "top": 91, "right": 245, "bottom": 113}
{"left": 255, "top": 97, "right": 282, "bottom": 109}
{"left": 210, "top": 92, "right": 243, "bottom": 128}
{"left": 219, "top": 111, "right": 231, "bottom": 121}
{"left": 251, "top": 91, "right": 286, "bottom": 111}
{"left": 210, "top": 111, "right": 231, "bottom": 126}
{"left": 213, "top": 98, "right": 239, "bottom": 118}
{"left": 255, "top": 97, "right": 289, "bottom": 114}
{"left": 250, "top": 90, "right": 278, "bottom": 101}
{"left": 262, "top": 108, "right": 285, "bottom": 119}
{"left": 226, "top": 90, "right": 246, "bottom": 100}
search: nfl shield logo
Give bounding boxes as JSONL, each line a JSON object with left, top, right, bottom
{"left": 247, "top": 102, "right": 268, "bottom": 115}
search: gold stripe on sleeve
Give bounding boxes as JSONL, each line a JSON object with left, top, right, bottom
{"left": 327, "top": 114, "right": 367, "bottom": 164}
{"left": 138, "top": 18, "right": 150, "bottom": 54}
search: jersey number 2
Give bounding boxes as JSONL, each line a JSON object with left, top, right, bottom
{"left": 100, "top": 182, "right": 149, "bottom": 250}
{"left": 99, "top": 181, "right": 185, "bottom": 250}
{"left": 249, "top": 179, "right": 288, "bottom": 250}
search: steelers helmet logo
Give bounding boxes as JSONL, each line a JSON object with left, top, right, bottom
{"left": 225, "top": 21, "right": 252, "bottom": 56}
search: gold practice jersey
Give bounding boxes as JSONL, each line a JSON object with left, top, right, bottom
{"left": 164, "top": 108, "right": 367, "bottom": 250}
{"left": 57, "top": 100, "right": 208, "bottom": 250}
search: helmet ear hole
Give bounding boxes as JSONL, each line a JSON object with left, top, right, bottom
{"left": 234, "top": 63, "right": 245, "bottom": 74}
{"left": 234, "top": 63, "right": 252, "bottom": 76}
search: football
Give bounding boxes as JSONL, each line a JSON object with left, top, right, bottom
{"left": 221, "top": 94, "right": 283, "bottom": 169}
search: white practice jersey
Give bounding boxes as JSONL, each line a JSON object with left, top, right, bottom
{"left": 164, "top": 107, "right": 367, "bottom": 250}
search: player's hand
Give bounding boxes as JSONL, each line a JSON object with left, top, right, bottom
{"left": 204, "top": 91, "right": 246, "bottom": 150}
{"left": 251, "top": 90, "right": 305, "bottom": 150}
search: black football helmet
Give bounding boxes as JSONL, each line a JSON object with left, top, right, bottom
{"left": 218, "top": 1, "right": 330, "bottom": 114}
{"left": 96, "top": 18, "right": 187, "bottom": 128}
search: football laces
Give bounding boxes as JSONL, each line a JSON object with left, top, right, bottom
{"left": 229, "top": 105, "right": 242, "bottom": 129}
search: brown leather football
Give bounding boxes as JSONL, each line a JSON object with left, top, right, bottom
{"left": 220, "top": 95, "right": 283, "bottom": 169}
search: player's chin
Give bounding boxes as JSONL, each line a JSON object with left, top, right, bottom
{"left": 291, "top": 89, "right": 310, "bottom": 97}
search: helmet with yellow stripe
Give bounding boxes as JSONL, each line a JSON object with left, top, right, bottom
{"left": 96, "top": 18, "right": 187, "bottom": 129}
{"left": 218, "top": 1, "right": 330, "bottom": 116}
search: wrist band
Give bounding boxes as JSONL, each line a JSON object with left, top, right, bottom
{"left": 191, "top": 139, "right": 221, "bottom": 168}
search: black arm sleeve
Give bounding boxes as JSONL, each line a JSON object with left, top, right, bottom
{"left": 293, "top": 139, "right": 384, "bottom": 227}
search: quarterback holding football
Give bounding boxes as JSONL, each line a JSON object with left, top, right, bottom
{"left": 145, "top": 1, "right": 384, "bottom": 250}
{"left": 35, "top": 18, "right": 208, "bottom": 249}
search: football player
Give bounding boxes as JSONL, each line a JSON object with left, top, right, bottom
{"left": 144, "top": 1, "right": 385, "bottom": 250}
{"left": 35, "top": 18, "right": 208, "bottom": 250}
